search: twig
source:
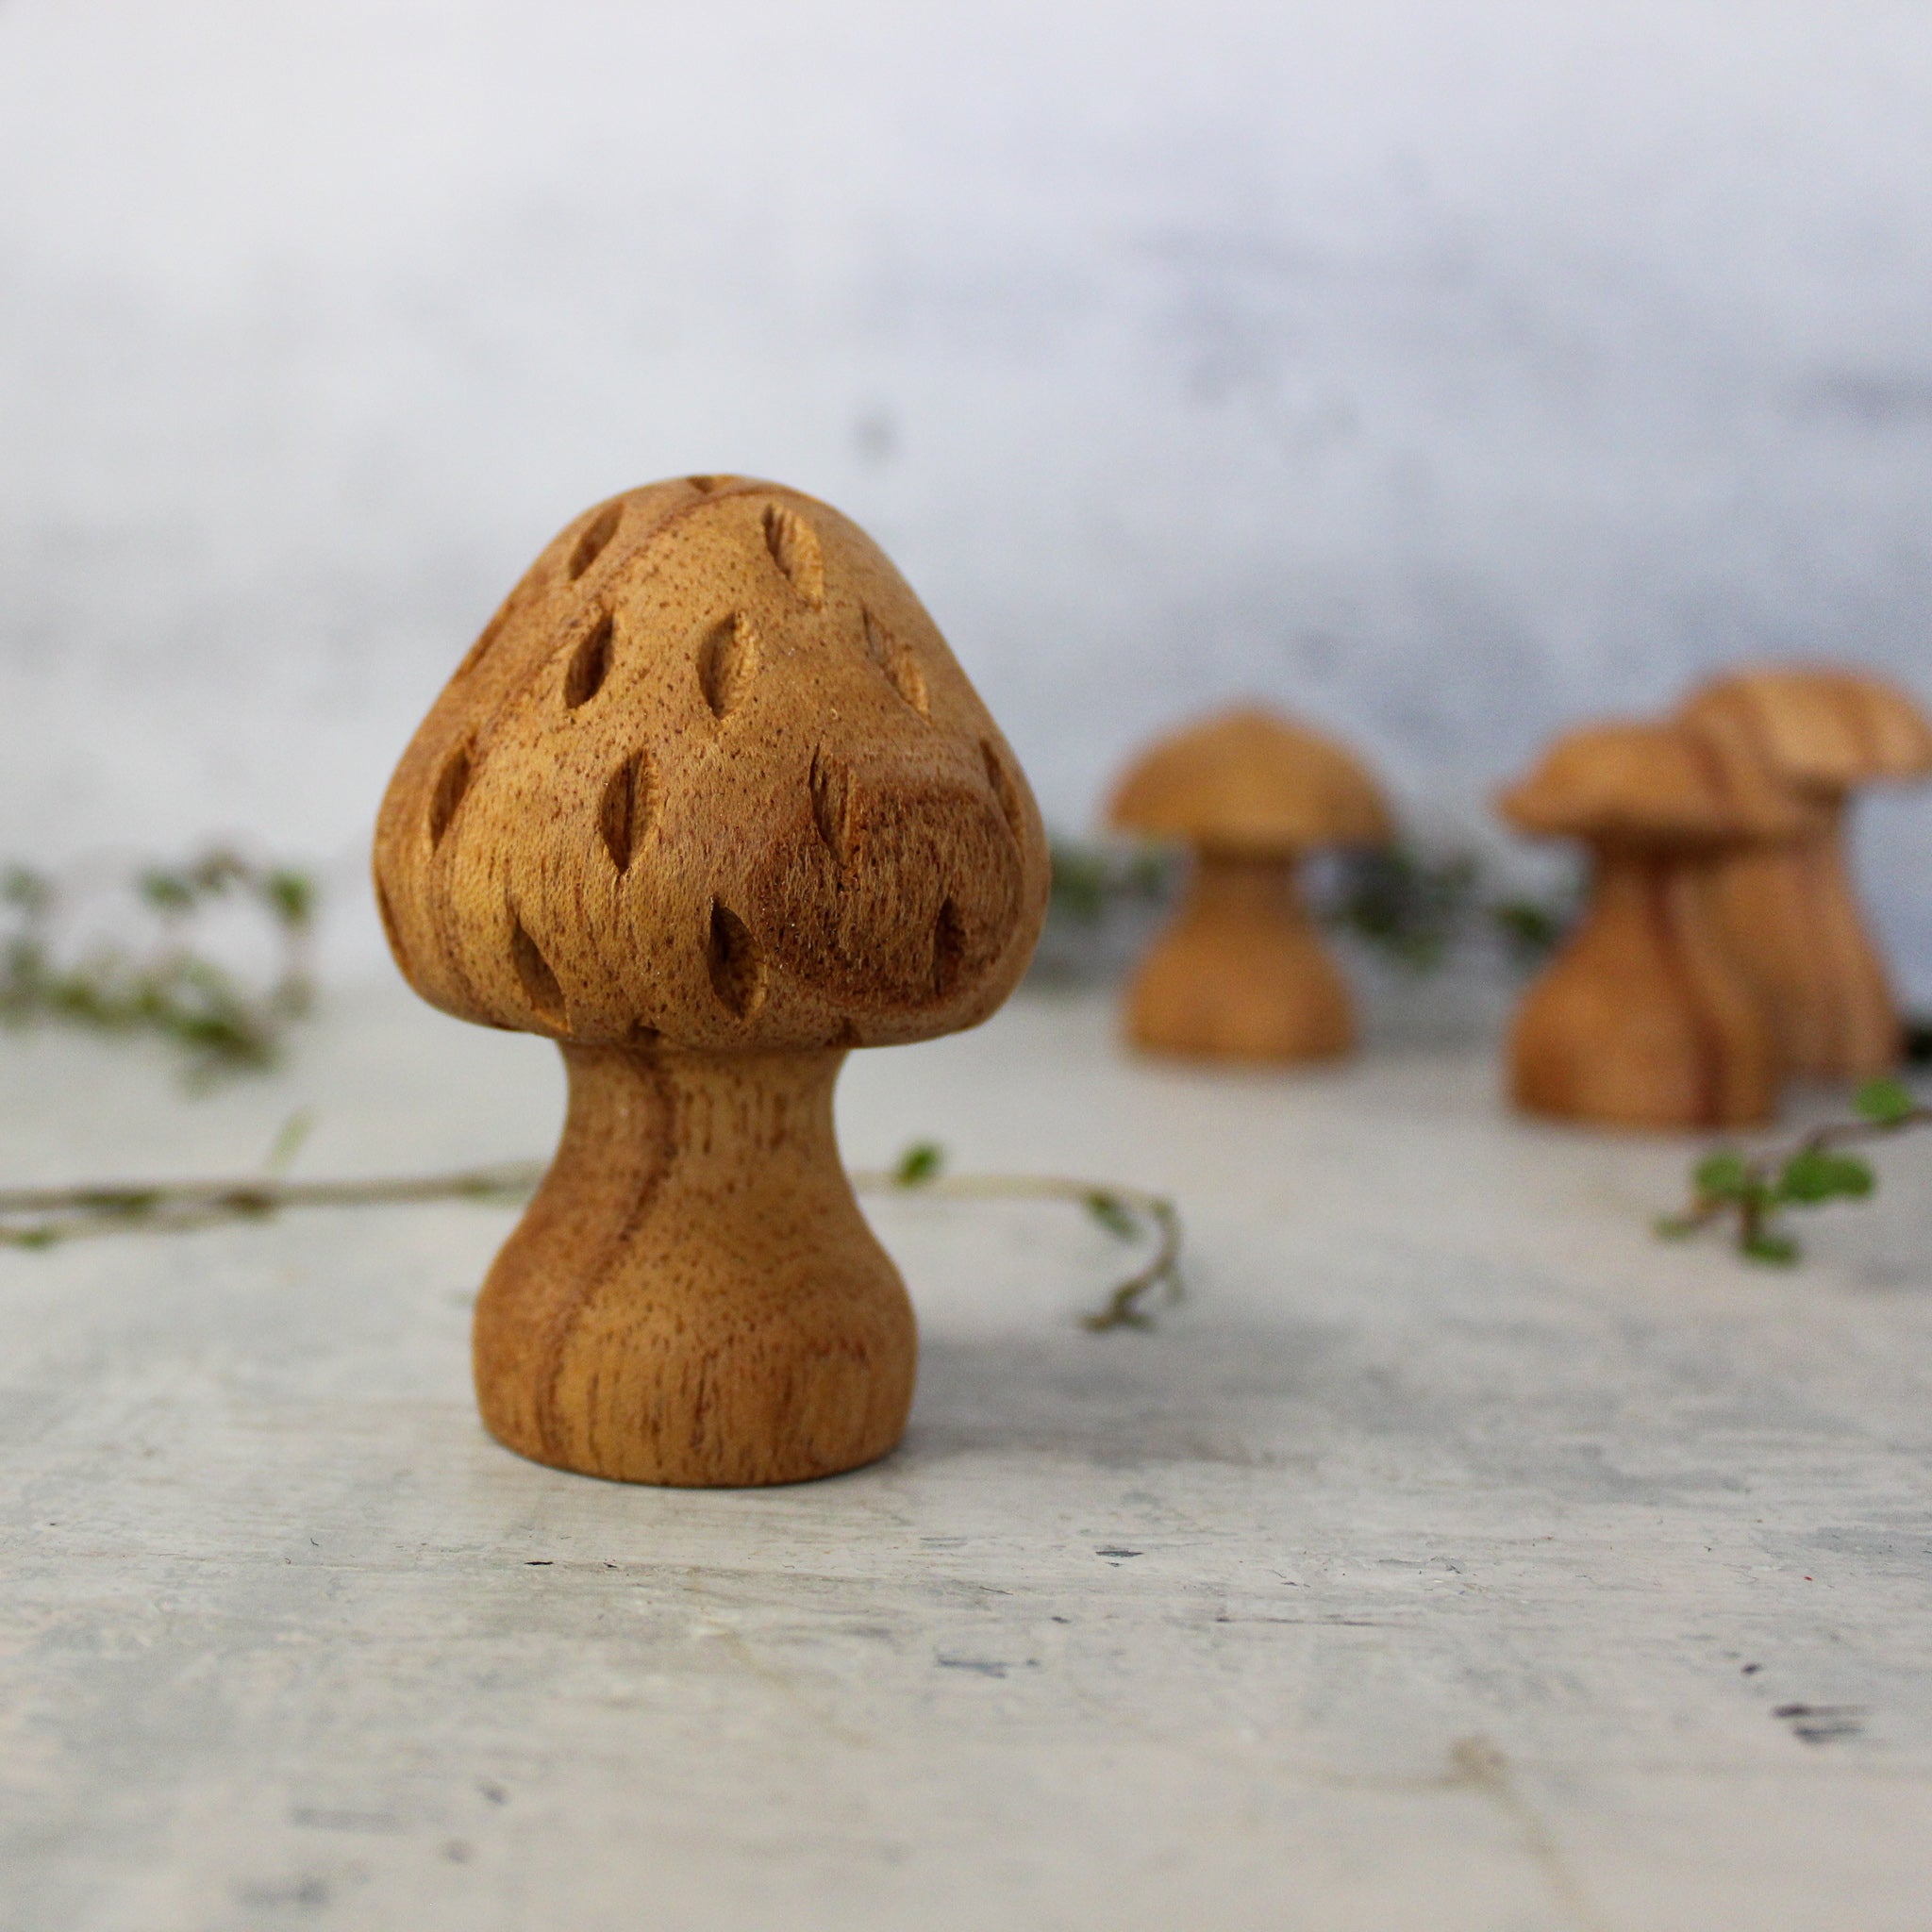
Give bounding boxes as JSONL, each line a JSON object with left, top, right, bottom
{"left": 850, "top": 1165, "right": 1185, "bottom": 1331}
{"left": 0, "top": 1164, "right": 543, "bottom": 1252}
{"left": 0, "top": 1151, "right": 1185, "bottom": 1331}
{"left": 1657, "top": 1075, "right": 1929, "bottom": 1263}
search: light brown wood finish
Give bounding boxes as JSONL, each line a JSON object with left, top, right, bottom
{"left": 1498, "top": 719, "right": 1804, "bottom": 1131}
{"left": 1679, "top": 668, "right": 1932, "bottom": 1081}
{"left": 1108, "top": 708, "right": 1391, "bottom": 1062}
{"left": 374, "top": 477, "right": 1049, "bottom": 1485}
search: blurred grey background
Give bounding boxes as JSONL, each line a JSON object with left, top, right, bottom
{"left": 2, "top": 0, "right": 1928, "bottom": 989}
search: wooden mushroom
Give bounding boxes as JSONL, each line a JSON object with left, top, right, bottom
{"left": 1108, "top": 707, "right": 1392, "bottom": 1061}
{"left": 1678, "top": 667, "right": 1932, "bottom": 1081}
{"left": 374, "top": 476, "right": 1049, "bottom": 1486}
{"left": 1497, "top": 718, "right": 1804, "bottom": 1130}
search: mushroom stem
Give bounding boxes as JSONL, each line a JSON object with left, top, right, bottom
{"left": 1125, "top": 849, "right": 1354, "bottom": 1062}
{"left": 1703, "top": 797, "right": 1901, "bottom": 1080}
{"left": 473, "top": 1043, "right": 914, "bottom": 1485}
{"left": 1509, "top": 846, "right": 1776, "bottom": 1129}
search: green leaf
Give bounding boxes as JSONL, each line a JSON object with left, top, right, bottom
{"left": 261, "top": 869, "right": 317, "bottom": 931}
{"left": 1, "top": 866, "right": 53, "bottom": 914}
{"left": 891, "top": 1141, "right": 944, "bottom": 1187}
{"left": 138, "top": 870, "right": 197, "bottom": 914}
{"left": 1491, "top": 893, "right": 1575, "bottom": 966}
{"left": 264, "top": 1109, "right": 315, "bottom": 1176}
{"left": 1693, "top": 1151, "right": 1753, "bottom": 1200}
{"left": 1854, "top": 1076, "right": 1917, "bottom": 1127}
{"left": 1740, "top": 1230, "right": 1801, "bottom": 1265}
{"left": 190, "top": 849, "right": 248, "bottom": 894}
{"left": 1046, "top": 844, "right": 1112, "bottom": 925}
{"left": 1046, "top": 840, "right": 1174, "bottom": 928}
{"left": 1775, "top": 1148, "right": 1875, "bottom": 1205}
{"left": 1327, "top": 843, "right": 1483, "bottom": 974}
{"left": 1083, "top": 1190, "right": 1139, "bottom": 1240}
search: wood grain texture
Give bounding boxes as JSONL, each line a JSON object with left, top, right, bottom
{"left": 475, "top": 1045, "right": 912, "bottom": 1486}
{"left": 1498, "top": 719, "right": 1799, "bottom": 1131}
{"left": 1506, "top": 852, "right": 1776, "bottom": 1129}
{"left": 373, "top": 476, "right": 1049, "bottom": 1484}
{"left": 1680, "top": 668, "right": 1932, "bottom": 1082}
{"left": 1108, "top": 707, "right": 1390, "bottom": 1064}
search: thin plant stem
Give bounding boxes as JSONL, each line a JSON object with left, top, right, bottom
{"left": 0, "top": 1158, "right": 1185, "bottom": 1331}
{"left": 1659, "top": 1076, "right": 1930, "bottom": 1262}
{"left": 1667, "top": 1109, "right": 1932, "bottom": 1236}
{"left": 848, "top": 1169, "right": 1185, "bottom": 1331}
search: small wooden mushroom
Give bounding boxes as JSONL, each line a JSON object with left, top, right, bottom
{"left": 1497, "top": 718, "right": 1804, "bottom": 1130}
{"left": 1678, "top": 667, "right": 1932, "bottom": 1081}
{"left": 374, "top": 476, "right": 1050, "bottom": 1486}
{"left": 1108, "top": 707, "right": 1392, "bottom": 1062}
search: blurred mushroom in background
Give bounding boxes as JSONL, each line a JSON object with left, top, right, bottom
{"left": 1108, "top": 707, "right": 1391, "bottom": 1063}
{"left": 1679, "top": 667, "right": 1932, "bottom": 1082}
{"left": 1497, "top": 716, "right": 1805, "bottom": 1131}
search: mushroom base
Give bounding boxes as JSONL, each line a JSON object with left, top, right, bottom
{"left": 1704, "top": 804, "right": 1902, "bottom": 1082}
{"left": 473, "top": 1043, "right": 915, "bottom": 1486}
{"left": 1509, "top": 850, "right": 1776, "bottom": 1131}
{"left": 1125, "top": 854, "right": 1354, "bottom": 1063}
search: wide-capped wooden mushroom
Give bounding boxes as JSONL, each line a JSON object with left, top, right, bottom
{"left": 1497, "top": 717, "right": 1805, "bottom": 1130}
{"left": 1108, "top": 706, "right": 1392, "bottom": 1061}
{"left": 1678, "top": 667, "right": 1932, "bottom": 1081}
{"left": 374, "top": 476, "right": 1050, "bottom": 1486}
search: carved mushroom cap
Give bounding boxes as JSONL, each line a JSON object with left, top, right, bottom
{"left": 1108, "top": 706, "right": 1392, "bottom": 857}
{"left": 374, "top": 476, "right": 1050, "bottom": 1053}
{"left": 1679, "top": 666, "right": 1932, "bottom": 799}
{"left": 1498, "top": 718, "right": 1807, "bottom": 848}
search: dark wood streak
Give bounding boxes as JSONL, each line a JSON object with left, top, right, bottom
{"left": 519, "top": 1045, "right": 678, "bottom": 1464}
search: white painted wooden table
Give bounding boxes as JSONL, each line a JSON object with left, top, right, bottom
{"left": 4, "top": 985, "right": 1930, "bottom": 1932}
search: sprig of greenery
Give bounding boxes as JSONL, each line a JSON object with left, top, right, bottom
{"left": 874, "top": 1140, "right": 1184, "bottom": 1328}
{"left": 0, "top": 1164, "right": 540, "bottom": 1250}
{"left": 1325, "top": 843, "right": 1578, "bottom": 971}
{"left": 1488, "top": 891, "right": 1579, "bottom": 969}
{"left": 1657, "top": 1076, "right": 1930, "bottom": 1263}
{"left": 1047, "top": 839, "right": 1174, "bottom": 927}
{"left": 0, "top": 1141, "right": 1186, "bottom": 1334}
{"left": 1043, "top": 835, "right": 1575, "bottom": 974}
{"left": 1324, "top": 844, "right": 1483, "bottom": 971}
{"left": 0, "top": 848, "right": 317, "bottom": 1081}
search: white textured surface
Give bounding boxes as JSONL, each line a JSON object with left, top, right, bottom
{"left": 4, "top": 984, "right": 1931, "bottom": 1931}
{"left": 2, "top": 1, "right": 1931, "bottom": 988}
